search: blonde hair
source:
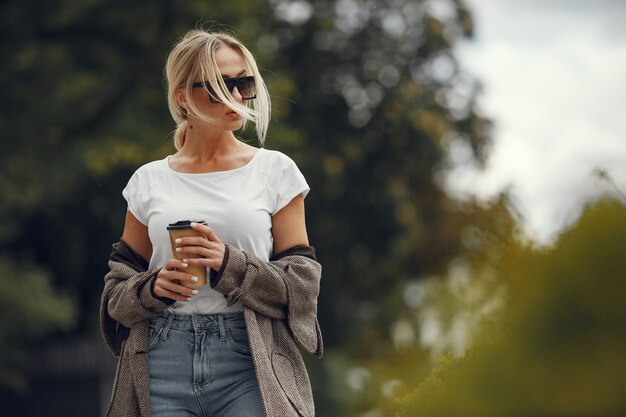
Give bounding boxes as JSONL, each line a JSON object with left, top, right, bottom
{"left": 165, "top": 30, "right": 271, "bottom": 149}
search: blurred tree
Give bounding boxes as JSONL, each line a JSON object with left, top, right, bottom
{"left": 0, "top": 0, "right": 504, "bottom": 413}
{"left": 392, "top": 198, "right": 626, "bottom": 416}
{"left": 265, "top": 0, "right": 496, "bottom": 359}
{"left": 0, "top": 258, "right": 74, "bottom": 391}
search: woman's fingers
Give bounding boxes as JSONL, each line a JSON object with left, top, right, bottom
{"left": 161, "top": 260, "right": 198, "bottom": 282}
{"left": 157, "top": 275, "right": 196, "bottom": 296}
{"left": 163, "top": 258, "right": 189, "bottom": 271}
{"left": 179, "top": 242, "right": 225, "bottom": 271}
{"left": 183, "top": 256, "right": 223, "bottom": 272}
{"left": 190, "top": 222, "right": 221, "bottom": 242}
{"left": 174, "top": 236, "right": 211, "bottom": 249}
{"left": 154, "top": 259, "right": 199, "bottom": 301}
{"left": 175, "top": 239, "right": 224, "bottom": 257}
{"left": 173, "top": 237, "right": 223, "bottom": 261}
{"left": 154, "top": 287, "right": 192, "bottom": 302}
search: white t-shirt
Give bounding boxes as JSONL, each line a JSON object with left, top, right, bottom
{"left": 122, "top": 148, "right": 310, "bottom": 314}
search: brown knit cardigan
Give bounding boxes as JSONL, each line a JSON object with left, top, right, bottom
{"left": 100, "top": 240, "right": 323, "bottom": 417}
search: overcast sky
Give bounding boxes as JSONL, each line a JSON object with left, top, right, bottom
{"left": 447, "top": 0, "right": 626, "bottom": 242}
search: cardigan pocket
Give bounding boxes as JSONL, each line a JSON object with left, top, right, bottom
{"left": 271, "top": 352, "right": 309, "bottom": 417}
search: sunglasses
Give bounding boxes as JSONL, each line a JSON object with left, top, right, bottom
{"left": 192, "top": 75, "right": 257, "bottom": 103}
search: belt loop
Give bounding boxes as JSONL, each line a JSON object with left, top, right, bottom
{"left": 161, "top": 313, "right": 175, "bottom": 341}
{"left": 218, "top": 315, "right": 226, "bottom": 342}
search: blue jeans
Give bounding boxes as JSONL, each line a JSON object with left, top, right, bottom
{"left": 148, "top": 313, "right": 264, "bottom": 417}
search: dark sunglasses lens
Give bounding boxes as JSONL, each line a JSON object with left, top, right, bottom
{"left": 237, "top": 77, "right": 256, "bottom": 99}
{"left": 224, "top": 77, "right": 255, "bottom": 100}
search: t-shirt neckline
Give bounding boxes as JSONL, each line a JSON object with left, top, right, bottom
{"left": 164, "top": 148, "right": 263, "bottom": 176}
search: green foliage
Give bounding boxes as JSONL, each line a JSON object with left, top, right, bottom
{"left": 0, "top": 258, "right": 74, "bottom": 391}
{"left": 394, "top": 199, "right": 626, "bottom": 416}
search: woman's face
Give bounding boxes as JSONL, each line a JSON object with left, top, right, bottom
{"left": 187, "top": 46, "right": 249, "bottom": 131}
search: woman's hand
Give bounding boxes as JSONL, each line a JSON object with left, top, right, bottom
{"left": 154, "top": 259, "right": 199, "bottom": 301}
{"left": 174, "top": 222, "right": 226, "bottom": 272}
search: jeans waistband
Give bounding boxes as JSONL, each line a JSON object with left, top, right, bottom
{"left": 151, "top": 312, "right": 246, "bottom": 331}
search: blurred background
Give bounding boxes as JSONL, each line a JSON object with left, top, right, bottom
{"left": 0, "top": 0, "right": 624, "bottom": 416}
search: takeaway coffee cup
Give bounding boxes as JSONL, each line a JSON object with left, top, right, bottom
{"left": 167, "top": 220, "right": 208, "bottom": 287}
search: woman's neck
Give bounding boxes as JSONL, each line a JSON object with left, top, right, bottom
{"left": 179, "top": 126, "right": 240, "bottom": 162}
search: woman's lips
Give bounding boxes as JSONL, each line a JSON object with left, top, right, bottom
{"left": 226, "top": 111, "right": 241, "bottom": 119}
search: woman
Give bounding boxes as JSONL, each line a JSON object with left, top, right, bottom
{"left": 100, "top": 29, "right": 323, "bottom": 417}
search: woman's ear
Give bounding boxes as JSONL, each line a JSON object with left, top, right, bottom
{"left": 174, "top": 87, "right": 188, "bottom": 112}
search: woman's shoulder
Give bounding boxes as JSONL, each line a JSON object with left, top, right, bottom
{"left": 125, "top": 157, "right": 170, "bottom": 189}
{"left": 253, "top": 148, "right": 307, "bottom": 191}
{"left": 132, "top": 157, "right": 169, "bottom": 176}
{"left": 255, "top": 147, "right": 299, "bottom": 169}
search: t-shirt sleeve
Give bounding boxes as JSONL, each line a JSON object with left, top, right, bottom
{"left": 272, "top": 154, "right": 310, "bottom": 215}
{"left": 121, "top": 170, "right": 149, "bottom": 225}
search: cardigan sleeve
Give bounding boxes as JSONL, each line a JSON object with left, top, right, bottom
{"left": 210, "top": 245, "right": 323, "bottom": 357}
{"left": 100, "top": 241, "right": 173, "bottom": 356}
